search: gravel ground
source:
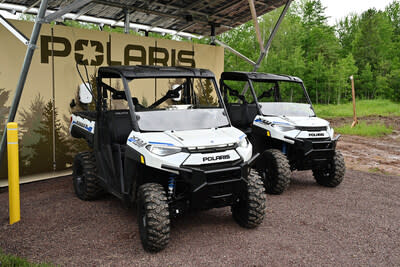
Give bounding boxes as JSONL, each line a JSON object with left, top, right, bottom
{"left": 0, "top": 169, "right": 399, "bottom": 266}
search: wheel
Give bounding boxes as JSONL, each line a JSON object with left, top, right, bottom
{"left": 313, "top": 151, "right": 345, "bottom": 187}
{"left": 137, "top": 183, "right": 170, "bottom": 252}
{"left": 258, "top": 149, "right": 291, "bottom": 194}
{"left": 232, "top": 169, "right": 266, "bottom": 229}
{"left": 72, "top": 152, "right": 104, "bottom": 200}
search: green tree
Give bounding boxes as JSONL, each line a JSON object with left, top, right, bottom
{"left": 358, "top": 63, "right": 374, "bottom": 99}
{"left": 337, "top": 14, "right": 359, "bottom": 57}
{"left": 335, "top": 54, "right": 358, "bottom": 104}
{"left": 352, "top": 9, "right": 393, "bottom": 73}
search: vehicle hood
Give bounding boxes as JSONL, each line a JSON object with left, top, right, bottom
{"left": 268, "top": 116, "right": 329, "bottom": 127}
{"left": 142, "top": 127, "right": 244, "bottom": 148}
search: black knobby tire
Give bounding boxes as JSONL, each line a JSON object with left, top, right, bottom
{"left": 232, "top": 170, "right": 266, "bottom": 229}
{"left": 259, "top": 149, "right": 291, "bottom": 195}
{"left": 137, "top": 183, "right": 170, "bottom": 252}
{"left": 72, "top": 152, "right": 104, "bottom": 200}
{"left": 313, "top": 150, "right": 345, "bottom": 187}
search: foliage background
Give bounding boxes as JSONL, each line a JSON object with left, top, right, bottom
{"left": 219, "top": 0, "right": 400, "bottom": 104}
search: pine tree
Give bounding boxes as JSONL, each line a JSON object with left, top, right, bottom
{"left": 27, "top": 100, "right": 72, "bottom": 174}
{"left": 0, "top": 88, "right": 10, "bottom": 134}
{"left": 0, "top": 88, "right": 10, "bottom": 178}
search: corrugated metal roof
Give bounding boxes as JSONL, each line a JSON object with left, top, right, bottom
{"left": 1, "top": 0, "right": 287, "bottom": 36}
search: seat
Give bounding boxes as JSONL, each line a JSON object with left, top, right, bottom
{"left": 247, "top": 104, "right": 258, "bottom": 122}
{"left": 106, "top": 110, "right": 133, "bottom": 144}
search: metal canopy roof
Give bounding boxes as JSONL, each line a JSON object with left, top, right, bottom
{"left": 0, "top": 0, "right": 287, "bottom": 36}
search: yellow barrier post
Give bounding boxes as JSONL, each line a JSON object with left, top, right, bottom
{"left": 7, "top": 122, "right": 20, "bottom": 225}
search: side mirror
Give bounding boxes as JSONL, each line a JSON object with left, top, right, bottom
{"left": 171, "top": 84, "right": 182, "bottom": 102}
{"left": 79, "top": 83, "right": 93, "bottom": 104}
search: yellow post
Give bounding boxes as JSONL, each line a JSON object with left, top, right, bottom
{"left": 7, "top": 122, "right": 20, "bottom": 225}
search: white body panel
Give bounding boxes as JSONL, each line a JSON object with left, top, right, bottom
{"left": 253, "top": 114, "right": 334, "bottom": 143}
{"left": 70, "top": 112, "right": 252, "bottom": 173}
{"left": 70, "top": 114, "right": 95, "bottom": 134}
{"left": 126, "top": 127, "right": 252, "bottom": 171}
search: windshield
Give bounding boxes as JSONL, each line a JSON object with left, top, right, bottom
{"left": 103, "top": 77, "right": 230, "bottom": 131}
{"left": 260, "top": 102, "right": 315, "bottom": 117}
{"left": 137, "top": 109, "right": 228, "bottom": 131}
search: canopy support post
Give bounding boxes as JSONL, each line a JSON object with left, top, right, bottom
{"left": 210, "top": 23, "right": 216, "bottom": 45}
{"left": 0, "top": 0, "right": 49, "bottom": 168}
{"left": 124, "top": 9, "right": 130, "bottom": 34}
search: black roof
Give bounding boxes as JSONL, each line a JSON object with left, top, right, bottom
{"left": 1, "top": 0, "right": 287, "bottom": 36}
{"left": 98, "top": 65, "right": 215, "bottom": 79}
{"left": 221, "top": 71, "right": 303, "bottom": 83}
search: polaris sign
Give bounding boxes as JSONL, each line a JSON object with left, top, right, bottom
{"left": 40, "top": 35, "right": 195, "bottom": 67}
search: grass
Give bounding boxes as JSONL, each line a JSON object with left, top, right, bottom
{"left": 313, "top": 99, "right": 400, "bottom": 118}
{"left": 0, "top": 250, "right": 53, "bottom": 267}
{"left": 335, "top": 121, "right": 393, "bottom": 137}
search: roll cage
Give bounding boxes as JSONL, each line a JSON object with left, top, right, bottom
{"left": 96, "top": 65, "right": 232, "bottom": 132}
{"left": 220, "top": 71, "right": 314, "bottom": 115}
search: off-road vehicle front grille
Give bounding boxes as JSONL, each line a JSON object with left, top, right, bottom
{"left": 297, "top": 126, "right": 327, "bottom": 131}
{"left": 206, "top": 169, "right": 242, "bottom": 183}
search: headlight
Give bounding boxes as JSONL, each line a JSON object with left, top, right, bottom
{"left": 272, "top": 123, "right": 296, "bottom": 132}
{"left": 146, "top": 144, "right": 182, "bottom": 156}
{"left": 238, "top": 137, "right": 249, "bottom": 148}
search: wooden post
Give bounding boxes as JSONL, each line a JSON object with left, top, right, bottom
{"left": 248, "top": 0, "right": 264, "bottom": 51}
{"left": 350, "top": 75, "right": 358, "bottom": 128}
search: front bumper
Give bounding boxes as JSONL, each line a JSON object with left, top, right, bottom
{"left": 161, "top": 153, "right": 259, "bottom": 210}
{"left": 284, "top": 135, "right": 341, "bottom": 170}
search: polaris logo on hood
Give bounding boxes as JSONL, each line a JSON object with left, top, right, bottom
{"left": 203, "top": 155, "right": 230, "bottom": 162}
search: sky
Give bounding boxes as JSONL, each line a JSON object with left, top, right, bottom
{"left": 321, "top": 0, "right": 395, "bottom": 25}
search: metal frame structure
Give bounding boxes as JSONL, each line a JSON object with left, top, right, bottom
{"left": 0, "top": 0, "right": 292, "bottom": 170}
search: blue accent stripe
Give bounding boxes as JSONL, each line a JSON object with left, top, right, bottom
{"left": 272, "top": 121, "right": 291, "bottom": 126}
{"left": 239, "top": 134, "right": 246, "bottom": 139}
{"left": 148, "top": 141, "right": 174, "bottom": 146}
{"left": 254, "top": 119, "right": 262, "bottom": 123}
{"left": 72, "top": 121, "right": 93, "bottom": 132}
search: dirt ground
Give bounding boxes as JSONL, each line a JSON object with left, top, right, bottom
{"left": 1, "top": 169, "right": 399, "bottom": 266}
{"left": 329, "top": 116, "right": 400, "bottom": 176}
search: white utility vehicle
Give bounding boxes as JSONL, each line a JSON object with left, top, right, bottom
{"left": 70, "top": 66, "right": 265, "bottom": 252}
{"left": 220, "top": 71, "right": 345, "bottom": 194}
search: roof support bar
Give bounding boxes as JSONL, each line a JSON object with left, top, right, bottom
{"left": 124, "top": 9, "right": 129, "bottom": 34}
{"left": 0, "top": 14, "right": 29, "bottom": 45}
{"left": 242, "top": 0, "right": 292, "bottom": 94}
{"left": 0, "top": 0, "right": 49, "bottom": 168}
{"left": 43, "top": 0, "right": 93, "bottom": 22}
{"left": 248, "top": 0, "right": 264, "bottom": 50}
{"left": 214, "top": 39, "right": 256, "bottom": 66}
{"left": 72, "top": 2, "right": 96, "bottom": 20}
{"left": 22, "top": 0, "right": 40, "bottom": 14}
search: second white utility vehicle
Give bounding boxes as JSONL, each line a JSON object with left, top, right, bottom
{"left": 220, "top": 71, "right": 345, "bottom": 194}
